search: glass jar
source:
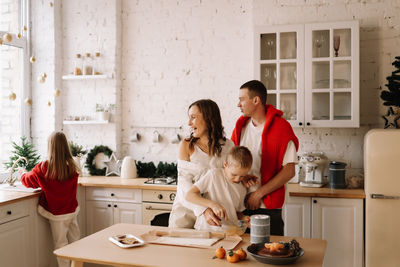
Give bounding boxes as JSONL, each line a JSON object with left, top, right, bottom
{"left": 93, "top": 52, "right": 101, "bottom": 75}
{"left": 74, "top": 54, "right": 82, "bottom": 75}
{"left": 84, "top": 53, "right": 93, "bottom": 75}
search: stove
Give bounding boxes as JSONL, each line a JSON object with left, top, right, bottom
{"left": 144, "top": 177, "right": 177, "bottom": 185}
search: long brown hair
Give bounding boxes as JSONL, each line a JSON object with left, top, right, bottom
{"left": 186, "top": 99, "right": 226, "bottom": 157}
{"left": 42, "top": 131, "right": 78, "bottom": 181}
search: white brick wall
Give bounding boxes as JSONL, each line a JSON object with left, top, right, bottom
{"left": 29, "top": 0, "right": 400, "bottom": 175}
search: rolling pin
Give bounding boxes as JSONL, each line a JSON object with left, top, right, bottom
{"left": 155, "top": 230, "right": 225, "bottom": 239}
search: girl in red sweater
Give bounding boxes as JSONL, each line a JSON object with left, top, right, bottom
{"left": 21, "top": 131, "right": 80, "bottom": 267}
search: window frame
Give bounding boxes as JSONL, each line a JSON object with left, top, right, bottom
{"left": 0, "top": 0, "right": 31, "bottom": 139}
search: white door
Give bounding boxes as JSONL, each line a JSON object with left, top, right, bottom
{"left": 365, "top": 129, "right": 400, "bottom": 267}
{"left": 86, "top": 200, "right": 113, "bottom": 235}
{"left": 0, "top": 216, "right": 30, "bottom": 267}
{"left": 282, "top": 196, "right": 311, "bottom": 238}
{"left": 113, "top": 202, "right": 142, "bottom": 224}
{"left": 312, "top": 197, "right": 363, "bottom": 267}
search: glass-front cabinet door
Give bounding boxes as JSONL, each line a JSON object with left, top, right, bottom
{"left": 304, "top": 21, "right": 359, "bottom": 127}
{"left": 255, "top": 25, "right": 304, "bottom": 128}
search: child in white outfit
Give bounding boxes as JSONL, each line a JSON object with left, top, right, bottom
{"left": 186, "top": 146, "right": 252, "bottom": 230}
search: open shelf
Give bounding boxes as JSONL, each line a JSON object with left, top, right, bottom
{"left": 63, "top": 120, "right": 109, "bottom": 125}
{"left": 62, "top": 74, "right": 113, "bottom": 80}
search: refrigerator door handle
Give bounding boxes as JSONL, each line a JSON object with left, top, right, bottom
{"left": 370, "top": 193, "right": 400, "bottom": 199}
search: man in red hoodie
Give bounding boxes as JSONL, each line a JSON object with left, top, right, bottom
{"left": 231, "top": 80, "right": 299, "bottom": 235}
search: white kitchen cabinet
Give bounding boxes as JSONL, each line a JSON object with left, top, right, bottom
{"left": 312, "top": 197, "right": 363, "bottom": 267}
{"left": 85, "top": 187, "right": 142, "bottom": 235}
{"left": 0, "top": 199, "right": 36, "bottom": 267}
{"left": 282, "top": 194, "right": 311, "bottom": 238}
{"left": 283, "top": 195, "right": 363, "bottom": 267}
{"left": 255, "top": 20, "right": 359, "bottom": 128}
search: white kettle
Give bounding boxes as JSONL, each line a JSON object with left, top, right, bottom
{"left": 120, "top": 156, "right": 137, "bottom": 179}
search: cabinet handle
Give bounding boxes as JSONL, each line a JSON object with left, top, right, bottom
{"left": 111, "top": 193, "right": 115, "bottom": 197}
{"left": 108, "top": 204, "right": 111, "bottom": 207}
{"left": 7, "top": 211, "right": 12, "bottom": 215}
{"left": 114, "top": 204, "right": 117, "bottom": 208}
{"left": 313, "top": 200, "right": 317, "bottom": 204}
{"left": 299, "top": 122, "right": 303, "bottom": 126}
{"left": 306, "top": 122, "right": 311, "bottom": 126}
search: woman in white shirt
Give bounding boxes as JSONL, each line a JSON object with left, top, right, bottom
{"left": 169, "top": 99, "right": 235, "bottom": 228}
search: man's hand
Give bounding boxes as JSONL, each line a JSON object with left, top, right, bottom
{"left": 203, "top": 208, "right": 222, "bottom": 226}
{"left": 241, "top": 175, "right": 258, "bottom": 188}
{"left": 245, "top": 191, "right": 263, "bottom": 210}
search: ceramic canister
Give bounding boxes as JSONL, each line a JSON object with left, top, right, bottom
{"left": 250, "top": 214, "right": 270, "bottom": 244}
{"left": 120, "top": 156, "right": 137, "bottom": 179}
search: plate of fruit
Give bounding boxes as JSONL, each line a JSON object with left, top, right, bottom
{"left": 247, "top": 239, "right": 304, "bottom": 265}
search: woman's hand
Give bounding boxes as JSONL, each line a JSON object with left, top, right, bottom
{"left": 245, "top": 191, "right": 263, "bottom": 210}
{"left": 210, "top": 203, "right": 228, "bottom": 221}
{"left": 203, "top": 208, "right": 222, "bottom": 226}
{"left": 241, "top": 175, "right": 258, "bottom": 188}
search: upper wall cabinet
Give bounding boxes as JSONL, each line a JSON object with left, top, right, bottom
{"left": 255, "top": 21, "right": 359, "bottom": 128}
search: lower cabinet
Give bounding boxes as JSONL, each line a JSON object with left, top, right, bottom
{"left": 283, "top": 195, "right": 364, "bottom": 267}
{"left": 0, "top": 216, "right": 31, "bottom": 267}
{"left": 85, "top": 187, "right": 142, "bottom": 235}
{"left": 0, "top": 198, "right": 36, "bottom": 267}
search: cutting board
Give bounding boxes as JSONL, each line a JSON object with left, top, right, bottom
{"left": 141, "top": 229, "right": 242, "bottom": 250}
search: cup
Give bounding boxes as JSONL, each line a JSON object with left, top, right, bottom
{"left": 250, "top": 214, "right": 270, "bottom": 244}
{"left": 130, "top": 132, "right": 140, "bottom": 142}
{"left": 170, "top": 133, "right": 181, "bottom": 144}
{"left": 153, "top": 131, "right": 161, "bottom": 143}
{"left": 329, "top": 161, "right": 347, "bottom": 189}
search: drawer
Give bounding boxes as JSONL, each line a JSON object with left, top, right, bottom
{"left": 0, "top": 201, "right": 29, "bottom": 224}
{"left": 86, "top": 187, "right": 142, "bottom": 203}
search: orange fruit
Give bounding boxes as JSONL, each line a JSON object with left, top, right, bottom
{"left": 215, "top": 246, "right": 226, "bottom": 259}
{"left": 235, "top": 248, "right": 247, "bottom": 260}
{"left": 226, "top": 250, "right": 240, "bottom": 263}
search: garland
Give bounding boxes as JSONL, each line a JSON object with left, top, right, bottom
{"left": 85, "top": 145, "right": 113, "bottom": 175}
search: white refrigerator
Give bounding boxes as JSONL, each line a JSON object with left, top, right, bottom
{"left": 364, "top": 129, "right": 400, "bottom": 267}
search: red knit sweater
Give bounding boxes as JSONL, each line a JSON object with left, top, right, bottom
{"left": 231, "top": 105, "right": 299, "bottom": 209}
{"left": 21, "top": 161, "right": 79, "bottom": 215}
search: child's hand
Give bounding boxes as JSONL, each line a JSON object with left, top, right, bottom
{"left": 241, "top": 175, "right": 258, "bottom": 188}
{"left": 210, "top": 203, "right": 228, "bottom": 221}
{"left": 241, "top": 215, "right": 250, "bottom": 223}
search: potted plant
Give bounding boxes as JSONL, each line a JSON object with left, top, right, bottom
{"left": 96, "top": 103, "right": 115, "bottom": 121}
{"left": 69, "top": 141, "right": 87, "bottom": 174}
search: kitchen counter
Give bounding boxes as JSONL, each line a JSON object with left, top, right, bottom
{"left": 79, "top": 176, "right": 177, "bottom": 191}
{"left": 0, "top": 190, "right": 40, "bottom": 206}
{"left": 54, "top": 223, "right": 327, "bottom": 267}
{"left": 287, "top": 183, "right": 365, "bottom": 199}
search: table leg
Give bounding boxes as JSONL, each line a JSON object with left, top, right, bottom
{"left": 71, "top": 260, "right": 83, "bottom": 267}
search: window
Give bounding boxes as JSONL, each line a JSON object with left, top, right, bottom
{"left": 0, "top": 0, "right": 30, "bottom": 172}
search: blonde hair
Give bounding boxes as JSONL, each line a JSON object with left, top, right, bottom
{"left": 42, "top": 131, "right": 78, "bottom": 181}
{"left": 227, "top": 146, "right": 253, "bottom": 169}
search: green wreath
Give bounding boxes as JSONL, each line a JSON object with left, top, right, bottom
{"left": 85, "top": 145, "right": 113, "bottom": 176}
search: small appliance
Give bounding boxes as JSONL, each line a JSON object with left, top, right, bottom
{"left": 299, "top": 152, "right": 328, "bottom": 187}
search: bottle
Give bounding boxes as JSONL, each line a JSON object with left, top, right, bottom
{"left": 84, "top": 53, "right": 93, "bottom": 75}
{"left": 74, "top": 54, "right": 82, "bottom": 75}
{"left": 93, "top": 52, "right": 101, "bottom": 75}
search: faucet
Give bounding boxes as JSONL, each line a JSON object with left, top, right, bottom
{"left": 3, "top": 157, "right": 28, "bottom": 186}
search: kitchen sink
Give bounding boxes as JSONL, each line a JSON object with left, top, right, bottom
{"left": 0, "top": 181, "right": 41, "bottom": 193}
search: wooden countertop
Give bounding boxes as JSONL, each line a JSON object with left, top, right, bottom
{"left": 78, "top": 176, "right": 177, "bottom": 191}
{"left": 54, "top": 223, "right": 327, "bottom": 267}
{"left": 0, "top": 190, "right": 40, "bottom": 206}
{"left": 287, "top": 183, "right": 365, "bottom": 199}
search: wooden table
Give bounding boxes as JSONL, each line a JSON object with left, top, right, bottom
{"left": 54, "top": 223, "right": 327, "bottom": 267}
